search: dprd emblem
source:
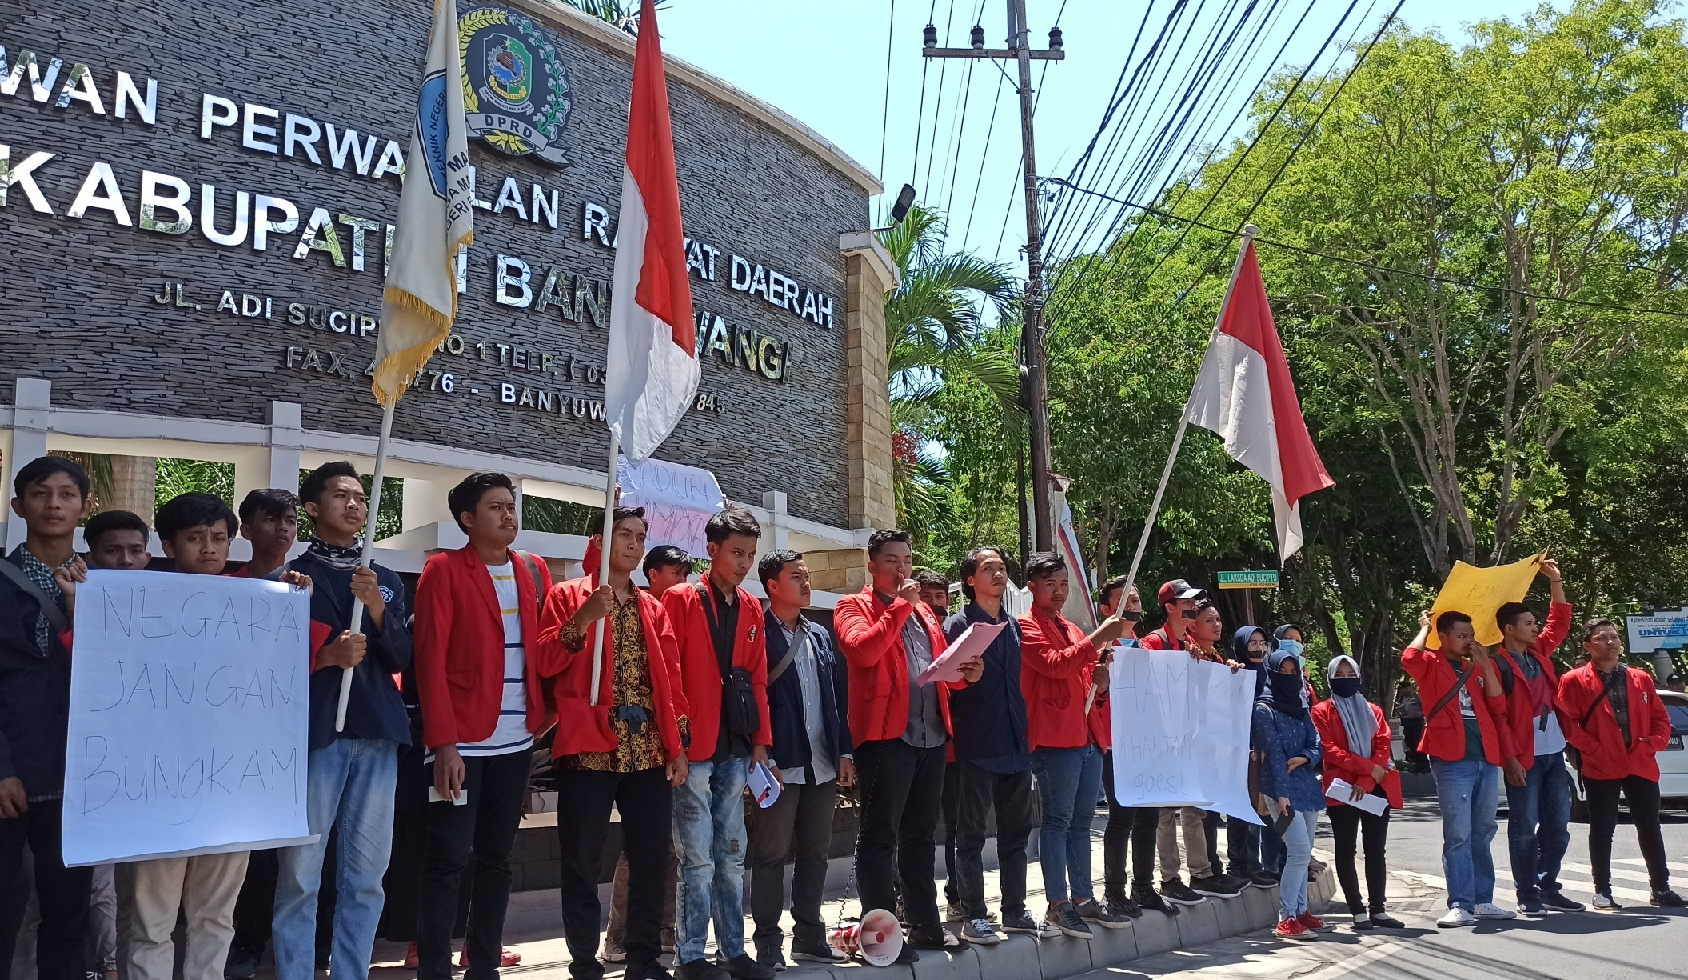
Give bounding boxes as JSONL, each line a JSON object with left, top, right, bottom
{"left": 458, "top": 5, "right": 571, "bottom": 166}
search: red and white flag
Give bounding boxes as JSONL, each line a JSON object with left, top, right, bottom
{"left": 1185, "top": 241, "right": 1334, "bottom": 560}
{"left": 604, "top": 0, "right": 697, "bottom": 462}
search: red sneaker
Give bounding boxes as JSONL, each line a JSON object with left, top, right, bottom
{"left": 1274, "top": 918, "right": 1314, "bottom": 940}
{"left": 403, "top": 942, "right": 419, "bottom": 969}
{"left": 1297, "top": 913, "right": 1329, "bottom": 932}
{"left": 458, "top": 947, "right": 523, "bottom": 968}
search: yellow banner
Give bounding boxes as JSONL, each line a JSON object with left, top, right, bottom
{"left": 1426, "top": 553, "right": 1544, "bottom": 650}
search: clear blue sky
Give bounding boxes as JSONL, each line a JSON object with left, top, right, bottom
{"left": 656, "top": 0, "right": 1557, "bottom": 266}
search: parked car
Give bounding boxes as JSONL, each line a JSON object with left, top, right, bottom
{"left": 1566, "top": 689, "right": 1688, "bottom": 822}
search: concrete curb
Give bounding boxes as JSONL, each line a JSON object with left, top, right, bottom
{"left": 807, "top": 865, "right": 1340, "bottom": 979}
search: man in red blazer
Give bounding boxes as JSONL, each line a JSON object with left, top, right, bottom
{"left": 1560, "top": 619, "right": 1685, "bottom": 910}
{"left": 660, "top": 508, "right": 774, "bottom": 980}
{"left": 833, "top": 528, "right": 956, "bottom": 961}
{"left": 536, "top": 506, "right": 689, "bottom": 980}
{"left": 412, "top": 473, "right": 553, "bottom": 979}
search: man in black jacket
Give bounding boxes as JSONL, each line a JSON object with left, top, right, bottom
{"left": 0, "top": 456, "right": 94, "bottom": 980}
{"left": 747, "top": 550, "right": 853, "bottom": 970}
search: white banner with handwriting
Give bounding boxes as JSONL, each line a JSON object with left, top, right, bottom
{"left": 617, "top": 455, "right": 725, "bottom": 559}
{"left": 61, "top": 570, "right": 314, "bottom": 866}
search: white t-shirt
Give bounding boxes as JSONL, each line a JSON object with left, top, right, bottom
{"left": 431, "top": 561, "right": 533, "bottom": 760}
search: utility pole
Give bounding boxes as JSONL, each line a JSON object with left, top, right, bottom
{"left": 925, "top": 0, "right": 1063, "bottom": 551}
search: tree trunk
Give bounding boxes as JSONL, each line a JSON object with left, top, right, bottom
{"left": 105, "top": 456, "right": 158, "bottom": 523}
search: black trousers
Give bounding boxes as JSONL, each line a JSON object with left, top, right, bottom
{"left": 229, "top": 849, "right": 278, "bottom": 953}
{"left": 1100, "top": 751, "right": 1159, "bottom": 899}
{"left": 1327, "top": 796, "right": 1391, "bottom": 913}
{"left": 1202, "top": 810, "right": 1224, "bottom": 878}
{"left": 941, "top": 762, "right": 961, "bottom": 904}
{"left": 418, "top": 751, "right": 532, "bottom": 980}
{"left": 556, "top": 766, "right": 674, "bottom": 979}
{"left": 747, "top": 778, "right": 838, "bottom": 951}
{"left": 854, "top": 739, "right": 946, "bottom": 929}
{"left": 1587, "top": 774, "right": 1668, "bottom": 893}
{"left": 954, "top": 761, "right": 1036, "bottom": 918}
{"left": 0, "top": 800, "right": 91, "bottom": 980}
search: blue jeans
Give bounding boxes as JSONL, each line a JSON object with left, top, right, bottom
{"left": 673, "top": 757, "right": 748, "bottom": 963}
{"left": 272, "top": 738, "right": 397, "bottom": 980}
{"left": 1031, "top": 746, "right": 1104, "bottom": 903}
{"left": 1506, "top": 750, "right": 1572, "bottom": 900}
{"left": 1278, "top": 809, "right": 1319, "bottom": 919}
{"left": 1431, "top": 757, "right": 1499, "bottom": 911}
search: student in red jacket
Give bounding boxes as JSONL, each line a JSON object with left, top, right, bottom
{"left": 1491, "top": 558, "right": 1578, "bottom": 914}
{"left": 1019, "top": 552, "right": 1133, "bottom": 939}
{"left": 833, "top": 528, "right": 954, "bottom": 961}
{"left": 412, "top": 473, "right": 553, "bottom": 978}
{"left": 537, "top": 506, "right": 688, "bottom": 980}
{"left": 1559, "top": 619, "right": 1685, "bottom": 910}
{"left": 1401, "top": 610, "right": 1517, "bottom": 928}
{"left": 1311, "top": 656, "right": 1404, "bottom": 930}
{"left": 660, "top": 508, "right": 774, "bottom": 980}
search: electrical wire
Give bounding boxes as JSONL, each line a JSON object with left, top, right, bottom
{"left": 909, "top": 0, "right": 939, "bottom": 188}
{"left": 878, "top": 0, "right": 898, "bottom": 185}
{"left": 921, "top": 0, "right": 960, "bottom": 199}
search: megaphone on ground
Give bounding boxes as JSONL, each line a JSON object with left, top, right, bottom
{"left": 827, "top": 908, "right": 903, "bottom": 967}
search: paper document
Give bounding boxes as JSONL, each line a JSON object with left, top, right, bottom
{"left": 748, "top": 761, "right": 781, "bottom": 809}
{"left": 917, "top": 621, "right": 1006, "bottom": 685}
{"left": 1327, "top": 778, "right": 1389, "bottom": 815}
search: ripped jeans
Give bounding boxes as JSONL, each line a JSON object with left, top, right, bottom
{"left": 673, "top": 756, "right": 749, "bottom": 963}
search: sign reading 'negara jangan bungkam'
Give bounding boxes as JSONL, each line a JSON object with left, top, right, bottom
{"left": 61, "top": 570, "right": 313, "bottom": 867}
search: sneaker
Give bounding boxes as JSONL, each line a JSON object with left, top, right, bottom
{"left": 1309, "top": 858, "right": 1328, "bottom": 876}
{"left": 961, "top": 918, "right": 1001, "bottom": 945}
{"left": 894, "top": 945, "right": 920, "bottom": 965}
{"left": 1073, "top": 898, "right": 1131, "bottom": 930}
{"left": 627, "top": 965, "right": 675, "bottom": 980}
{"left": 1217, "top": 873, "right": 1254, "bottom": 894}
{"left": 791, "top": 942, "right": 843, "bottom": 964}
{"left": 1593, "top": 893, "right": 1621, "bottom": 911}
{"left": 1540, "top": 891, "right": 1585, "bottom": 912}
{"left": 458, "top": 947, "right": 522, "bottom": 968}
{"left": 1297, "top": 912, "right": 1330, "bottom": 932}
{"left": 895, "top": 897, "right": 909, "bottom": 926}
{"left": 1274, "top": 917, "right": 1315, "bottom": 940}
{"left": 1518, "top": 896, "right": 1545, "bottom": 915}
{"left": 1191, "top": 874, "right": 1243, "bottom": 898}
{"left": 945, "top": 901, "right": 968, "bottom": 921}
{"left": 1369, "top": 912, "right": 1405, "bottom": 929}
{"left": 717, "top": 954, "right": 776, "bottom": 980}
{"left": 906, "top": 925, "right": 959, "bottom": 951}
{"left": 1001, "top": 909, "right": 1059, "bottom": 938}
{"left": 604, "top": 937, "right": 628, "bottom": 963}
{"left": 675, "top": 959, "right": 732, "bottom": 980}
{"left": 1473, "top": 902, "right": 1517, "bottom": 920}
{"left": 1160, "top": 878, "right": 1208, "bottom": 906}
{"left": 756, "top": 948, "right": 787, "bottom": 972}
{"left": 1133, "top": 887, "right": 1180, "bottom": 916}
{"left": 1437, "top": 907, "right": 1477, "bottom": 928}
{"left": 1046, "top": 902, "right": 1093, "bottom": 939}
{"left": 223, "top": 945, "right": 261, "bottom": 980}
{"left": 1105, "top": 896, "right": 1144, "bottom": 919}
{"left": 1248, "top": 872, "right": 1279, "bottom": 889}
{"left": 1351, "top": 913, "right": 1374, "bottom": 930}
{"left": 1651, "top": 889, "right": 1687, "bottom": 908}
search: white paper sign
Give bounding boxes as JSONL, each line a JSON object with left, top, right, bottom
{"left": 1108, "top": 651, "right": 1261, "bottom": 823}
{"left": 617, "top": 455, "right": 725, "bottom": 558}
{"left": 61, "top": 570, "right": 314, "bottom": 866}
{"left": 1327, "top": 778, "right": 1389, "bottom": 815}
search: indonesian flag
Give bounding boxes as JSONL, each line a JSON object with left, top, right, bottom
{"left": 371, "top": 0, "right": 474, "bottom": 408}
{"left": 1184, "top": 241, "right": 1334, "bottom": 560}
{"left": 604, "top": 0, "right": 698, "bottom": 462}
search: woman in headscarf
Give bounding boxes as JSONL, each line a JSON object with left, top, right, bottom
{"left": 1273, "top": 624, "right": 1320, "bottom": 706}
{"left": 1310, "top": 656, "right": 1405, "bottom": 930}
{"left": 1227, "top": 628, "right": 1279, "bottom": 888}
{"left": 1253, "top": 651, "right": 1327, "bottom": 939}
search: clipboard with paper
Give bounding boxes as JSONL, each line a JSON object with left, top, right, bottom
{"left": 917, "top": 621, "right": 1007, "bottom": 685}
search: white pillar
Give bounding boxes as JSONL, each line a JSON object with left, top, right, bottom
{"left": 762, "top": 490, "right": 790, "bottom": 552}
{"left": 4, "top": 379, "right": 52, "bottom": 551}
{"left": 403, "top": 478, "right": 453, "bottom": 531}
{"left": 269, "top": 402, "right": 303, "bottom": 493}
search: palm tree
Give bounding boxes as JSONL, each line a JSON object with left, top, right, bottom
{"left": 877, "top": 204, "right": 1020, "bottom": 534}
{"left": 564, "top": 0, "right": 667, "bottom": 34}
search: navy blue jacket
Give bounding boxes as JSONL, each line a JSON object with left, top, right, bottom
{"left": 0, "top": 567, "right": 71, "bottom": 798}
{"left": 762, "top": 608, "right": 852, "bottom": 775}
{"left": 1253, "top": 702, "right": 1325, "bottom": 813}
{"left": 943, "top": 603, "right": 1029, "bottom": 769}
{"left": 291, "top": 553, "right": 413, "bottom": 751}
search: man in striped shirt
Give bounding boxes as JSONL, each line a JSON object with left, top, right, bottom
{"left": 414, "top": 473, "right": 553, "bottom": 978}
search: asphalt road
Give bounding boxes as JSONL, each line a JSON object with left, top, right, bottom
{"left": 1079, "top": 791, "right": 1688, "bottom": 980}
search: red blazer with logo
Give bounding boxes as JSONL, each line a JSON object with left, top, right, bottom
{"left": 1311, "top": 699, "right": 1404, "bottom": 809}
{"left": 1493, "top": 601, "right": 1571, "bottom": 768}
{"left": 1019, "top": 607, "right": 1101, "bottom": 751}
{"left": 535, "top": 574, "right": 689, "bottom": 760}
{"left": 834, "top": 587, "right": 952, "bottom": 744}
{"left": 1558, "top": 664, "right": 1672, "bottom": 782}
{"left": 414, "top": 547, "right": 554, "bottom": 749}
{"left": 662, "top": 580, "right": 773, "bottom": 762}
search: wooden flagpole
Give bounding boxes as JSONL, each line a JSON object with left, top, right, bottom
{"left": 334, "top": 400, "right": 395, "bottom": 732}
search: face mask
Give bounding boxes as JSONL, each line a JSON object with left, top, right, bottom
{"left": 1278, "top": 639, "right": 1305, "bottom": 661}
{"left": 1331, "top": 677, "right": 1362, "bottom": 699}
{"left": 1270, "top": 671, "right": 1304, "bottom": 705}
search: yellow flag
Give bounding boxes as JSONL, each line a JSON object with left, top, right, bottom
{"left": 1426, "top": 553, "right": 1545, "bottom": 650}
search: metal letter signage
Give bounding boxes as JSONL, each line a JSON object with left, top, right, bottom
{"left": 457, "top": 6, "right": 572, "bottom": 166}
